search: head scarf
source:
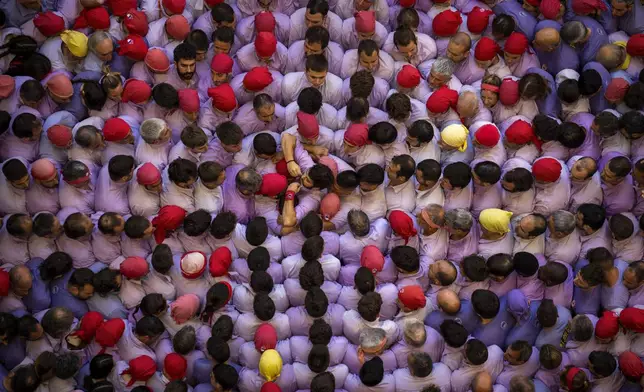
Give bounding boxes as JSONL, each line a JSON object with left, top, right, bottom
{"left": 120, "top": 256, "right": 149, "bottom": 279}
{"left": 320, "top": 193, "right": 341, "bottom": 221}
{"left": 124, "top": 10, "right": 149, "bottom": 36}
{"left": 254, "top": 323, "right": 278, "bottom": 352}
{"left": 432, "top": 10, "right": 462, "bottom": 37}
{"left": 318, "top": 156, "right": 338, "bottom": 178}
{"left": 296, "top": 111, "right": 320, "bottom": 139}
{"left": 474, "top": 37, "right": 500, "bottom": 61}
{"left": 171, "top": 294, "right": 201, "bottom": 324}
{"left": 255, "top": 32, "right": 277, "bottom": 58}
{"left": 255, "top": 11, "right": 276, "bottom": 32}
{"left": 398, "top": 285, "right": 426, "bottom": 310}
{"left": 209, "top": 246, "right": 233, "bottom": 277}
{"left": 69, "top": 312, "right": 104, "bottom": 343}
{"left": 467, "top": 7, "right": 493, "bottom": 34}
{"left": 565, "top": 368, "right": 583, "bottom": 390}
{"left": 479, "top": 208, "right": 513, "bottom": 234}
{"left": 344, "top": 123, "right": 370, "bottom": 146}
{"left": 243, "top": 67, "right": 273, "bottom": 91}
{"left": 211, "top": 53, "right": 233, "bottom": 73}
{"left": 178, "top": 89, "right": 199, "bottom": 112}
{"left": 164, "top": 353, "right": 187, "bottom": 381}
{"left": 136, "top": 163, "right": 161, "bottom": 185}
{"left": 258, "top": 173, "right": 287, "bottom": 197}
{"left": 389, "top": 210, "right": 418, "bottom": 244}
{"left": 275, "top": 159, "right": 288, "bottom": 177}
{"left": 110, "top": 0, "right": 137, "bottom": 16}
{"left": 145, "top": 48, "right": 170, "bottom": 72}
{"left": 0, "top": 75, "right": 15, "bottom": 98}
{"left": 31, "top": 159, "right": 56, "bottom": 181}
{"left": 399, "top": 0, "right": 415, "bottom": 6}
{"left": 180, "top": 251, "right": 207, "bottom": 279}
{"left": 505, "top": 119, "right": 536, "bottom": 145}
{"left": 355, "top": 11, "right": 376, "bottom": 33}
{"left": 122, "top": 355, "right": 157, "bottom": 386}
{"left": 441, "top": 124, "right": 469, "bottom": 152}
{"left": 261, "top": 383, "right": 282, "bottom": 392}
{"left": 605, "top": 78, "right": 630, "bottom": 101}
{"left": 619, "top": 352, "right": 644, "bottom": 380}
{"left": 166, "top": 15, "right": 190, "bottom": 40}
{"left": 595, "top": 310, "right": 620, "bottom": 339}
{"left": 207, "top": 83, "right": 237, "bottom": 112}
{"left": 60, "top": 30, "right": 88, "bottom": 57}
{"left": 34, "top": 12, "right": 65, "bottom": 36}
{"left": 152, "top": 205, "right": 187, "bottom": 244}
{"left": 532, "top": 157, "right": 562, "bottom": 182}
{"left": 397, "top": 64, "right": 421, "bottom": 89}
{"left": 506, "top": 289, "right": 529, "bottom": 320}
{"left": 571, "top": 0, "right": 607, "bottom": 14}
{"left": 619, "top": 307, "right": 644, "bottom": 333}
{"left": 47, "top": 74, "right": 73, "bottom": 98}
{"left": 0, "top": 270, "right": 9, "bottom": 296}
{"left": 361, "top": 245, "right": 384, "bottom": 273}
{"left": 504, "top": 32, "right": 529, "bottom": 55}
{"left": 626, "top": 34, "right": 644, "bottom": 57}
{"left": 474, "top": 124, "right": 500, "bottom": 147}
{"left": 96, "top": 318, "right": 126, "bottom": 350}
{"left": 122, "top": 79, "right": 152, "bottom": 104}
{"left": 499, "top": 78, "right": 520, "bottom": 106}
{"left": 103, "top": 118, "right": 131, "bottom": 142}
{"left": 74, "top": 7, "right": 110, "bottom": 30}
{"left": 426, "top": 87, "right": 459, "bottom": 114}
{"left": 540, "top": 0, "right": 562, "bottom": 19}
{"left": 259, "top": 350, "right": 282, "bottom": 382}
{"left": 118, "top": 34, "right": 148, "bottom": 61}
{"left": 46, "top": 125, "right": 72, "bottom": 147}
{"left": 162, "top": 0, "right": 186, "bottom": 14}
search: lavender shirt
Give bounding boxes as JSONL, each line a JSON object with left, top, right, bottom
{"left": 544, "top": 261, "right": 574, "bottom": 307}
{"left": 533, "top": 21, "right": 579, "bottom": 75}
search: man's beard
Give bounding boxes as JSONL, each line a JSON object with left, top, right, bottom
{"left": 179, "top": 71, "right": 194, "bottom": 81}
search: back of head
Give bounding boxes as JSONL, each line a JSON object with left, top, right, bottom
{"left": 532, "top": 114, "right": 559, "bottom": 142}
{"left": 311, "top": 372, "right": 335, "bottom": 392}
{"left": 41, "top": 307, "right": 73, "bottom": 338}
{"left": 463, "top": 255, "right": 488, "bottom": 281}
{"left": 440, "top": 319, "right": 468, "bottom": 348}
{"left": 588, "top": 351, "right": 617, "bottom": 378}
{"left": 357, "top": 292, "right": 382, "bottom": 322}
{"left": 55, "top": 353, "right": 81, "bottom": 380}
{"left": 246, "top": 217, "right": 268, "bottom": 246}
{"left": 304, "top": 287, "right": 329, "bottom": 318}
{"left": 578, "top": 203, "right": 606, "bottom": 231}
{"left": 302, "top": 235, "right": 325, "bottom": 262}
{"left": 297, "top": 87, "right": 323, "bottom": 114}
{"left": 153, "top": 83, "right": 179, "bottom": 109}
{"left": 508, "top": 375, "right": 535, "bottom": 392}
{"left": 40, "top": 252, "right": 73, "bottom": 281}
{"left": 309, "top": 319, "right": 332, "bottom": 345}
{"left": 135, "top": 315, "right": 165, "bottom": 338}
{"left": 213, "top": 363, "right": 238, "bottom": 391}
{"left": 571, "top": 314, "right": 594, "bottom": 341}
{"left": 253, "top": 292, "right": 276, "bottom": 321}
{"left": 471, "top": 289, "right": 500, "bottom": 319}
{"left": 513, "top": 252, "right": 539, "bottom": 277}
{"left": 390, "top": 245, "right": 419, "bottom": 273}
{"left": 360, "top": 357, "right": 384, "bottom": 387}
{"left": 354, "top": 267, "right": 375, "bottom": 294}
{"left": 407, "top": 352, "right": 433, "bottom": 378}
{"left": 465, "top": 339, "right": 489, "bottom": 365}
{"left": 557, "top": 79, "right": 580, "bottom": 104}
{"left": 308, "top": 344, "right": 330, "bottom": 373}
{"left": 539, "top": 344, "right": 563, "bottom": 370}
{"left": 443, "top": 162, "right": 472, "bottom": 188}
{"left": 486, "top": 253, "right": 514, "bottom": 278}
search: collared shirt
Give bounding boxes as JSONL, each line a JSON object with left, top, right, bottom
{"left": 286, "top": 304, "right": 345, "bottom": 336}
{"left": 450, "top": 344, "right": 504, "bottom": 392}
{"left": 282, "top": 71, "right": 344, "bottom": 109}
{"left": 340, "top": 49, "right": 395, "bottom": 82}
{"left": 496, "top": 348, "right": 541, "bottom": 389}
{"left": 236, "top": 41, "right": 289, "bottom": 74}
{"left": 393, "top": 362, "right": 452, "bottom": 392}
{"left": 231, "top": 69, "right": 284, "bottom": 106}
{"left": 382, "top": 32, "right": 437, "bottom": 66}
{"left": 95, "top": 165, "right": 131, "bottom": 216}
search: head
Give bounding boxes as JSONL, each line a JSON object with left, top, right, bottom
{"left": 569, "top": 157, "right": 598, "bottom": 181}
{"left": 357, "top": 164, "right": 385, "bottom": 192}
{"left": 41, "top": 307, "right": 74, "bottom": 338}
{"left": 211, "top": 363, "right": 238, "bottom": 391}
{"left": 168, "top": 158, "right": 198, "bottom": 188}
{"left": 537, "top": 299, "right": 558, "bottom": 328}
{"left": 198, "top": 161, "right": 225, "bottom": 189}
{"left": 502, "top": 168, "right": 533, "bottom": 193}
{"left": 2, "top": 158, "right": 29, "bottom": 190}
{"left": 504, "top": 340, "right": 533, "bottom": 366}
{"left": 68, "top": 268, "right": 95, "bottom": 299}
{"left": 393, "top": 27, "right": 418, "bottom": 59}
{"left": 252, "top": 94, "right": 275, "bottom": 123}
{"left": 471, "top": 289, "right": 500, "bottom": 320}
{"left": 74, "top": 125, "right": 104, "bottom": 151}
{"left": 446, "top": 33, "right": 472, "bottom": 63}
{"left": 12, "top": 113, "right": 42, "bottom": 142}
{"left": 534, "top": 27, "right": 561, "bottom": 52}
{"left": 385, "top": 93, "right": 412, "bottom": 123}
{"left": 173, "top": 43, "right": 197, "bottom": 81}
{"left": 124, "top": 215, "right": 154, "bottom": 239}
{"left": 429, "top": 57, "right": 456, "bottom": 89}
{"left": 39, "top": 251, "right": 72, "bottom": 281}
{"left": 9, "top": 265, "right": 32, "bottom": 297}
{"left": 513, "top": 213, "right": 547, "bottom": 239}
{"left": 441, "top": 162, "right": 471, "bottom": 190}
{"left": 444, "top": 208, "right": 473, "bottom": 237}
{"left": 561, "top": 21, "right": 591, "bottom": 47}
{"left": 235, "top": 167, "right": 262, "bottom": 196}
{"left": 588, "top": 351, "right": 617, "bottom": 379}
{"left": 359, "top": 327, "right": 387, "bottom": 355}
{"left": 305, "top": 54, "right": 328, "bottom": 88}
{"left": 597, "top": 44, "right": 627, "bottom": 71}
{"left": 215, "top": 121, "right": 243, "bottom": 153}
{"left": 519, "top": 73, "right": 550, "bottom": 100}
{"left": 440, "top": 319, "right": 468, "bottom": 349}
{"left": 386, "top": 154, "right": 416, "bottom": 185}
{"left": 576, "top": 203, "right": 606, "bottom": 234}
{"left": 152, "top": 83, "right": 179, "bottom": 109}
{"left": 253, "top": 293, "right": 276, "bottom": 321}
{"left": 480, "top": 74, "right": 501, "bottom": 107}
{"left": 305, "top": 0, "right": 329, "bottom": 26}
{"left": 408, "top": 352, "right": 433, "bottom": 378}
{"left": 492, "top": 14, "right": 515, "bottom": 40}
{"left": 538, "top": 261, "right": 570, "bottom": 287}
{"left": 140, "top": 118, "right": 171, "bottom": 145}
{"left": 623, "top": 261, "right": 644, "bottom": 290}
{"left": 357, "top": 292, "right": 382, "bottom": 322}
{"left": 472, "top": 161, "right": 501, "bottom": 187}
{"left": 301, "top": 164, "right": 334, "bottom": 190}
{"left": 548, "top": 210, "right": 577, "bottom": 238}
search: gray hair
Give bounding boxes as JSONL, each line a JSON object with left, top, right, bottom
{"left": 423, "top": 204, "right": 445, "bottom": 226}
{"left": 403, "top": 321, "right": 427, "bottom": 347}
{"left": 509, "top": 375, "right": 535, "bottom": 392}
{"left": 41, "top": 307, "right": 74, "bottom": 339}
{"left": 348, "top": 209, "right": 370, "bottom": 237}
{"left": 431, "top": 57, "right": 455, "bottom": 77}
{"left": 597, "top": 44, "right": 626, "bottom": 70}
{"left": 173, "top": 325, "right": 197, "bottom": 355}
{"left": 140, "top": 118, "right": 168, "bottom": 143}
{"left": 359, "top": 327, "right": 386, "bottom": 350}
{"left": 235, "top": 167, "right": 262, "bottom": 194}
{"left": 88, "top": 31, "right": 112, "bottom": 53}
{"left": 550, "top": 210, "right": 576, "bottom": 234}
{"left": 445, "top": 208, "right": 473, "bottom": 231}
{"left": 560, "top": 21, "right": 587, "bottom": 45}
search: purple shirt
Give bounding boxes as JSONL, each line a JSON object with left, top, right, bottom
{"left": 94, "top": 165, "right": 130, "bottom": 216}
{"left": 472, "top": 295, "right": 516, "bottom": 348}
{"left": 533, "top": 21, "right": 579, "bottom": 75}
{"left": 393, "top": 362, "right": 452, "bottom": 392}
{"left": 50, "top": 270, "right": 89, "bottom": 319}
{"left": 525, "top": 68, "right": 560, "bottom": 119}
{"left": 343, "top": 344, "right": 398, "bottom": 374}
{"left": 391, "top": 325, "right": 445, "bottom": 367}
{"left": 289, "top": 335, "right": 348, "bottom": 366}
{"left": 492, "top": 0, "right": 537, "bottom": 40}
{"left": 450, "top": 344, "right": 504, "bottom": 392}
{"left": 496, "top": 347, "right": 541, "bottom": 389}
{"left": 222, "top": 164, "right": 256, "bottom": 224}
{"left": 601, "top": 259, "right": 630, "bottom": 311}
{"left": 446, "top": 225, "right": 479, "bottom": 264}
{"left": 544, "top": 261, "right": 574, "bottom": 307}
{"left": 535, "top": 305, "right": 571, "bottom": 348}
{"left": 286, "top": 304, "right": 345, "bottom": 336}
{"left": 425, "top": 300, "right": 480, "bottom": 334}
{"left": 337, "top": 284, "right": 398, "bottom": 320}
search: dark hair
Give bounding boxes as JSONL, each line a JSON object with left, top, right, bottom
{"left": 17, "top": 315, "right": 40, "bottom": 339}
{"left": 246, "top": 217, "right": 268, "bottom": 246}
{"left": 558, "top": 122, "right": 585, "bottom": 148}
{"left": 305, "top": 287, "right": 329, "bottom": 318}
{"left": 184, "top": 210, "right": 211, "bottom": 237}
{"left": 513, "top": 252, "right": 539, "bottom": 277}
{"left": 440, "top": 320, "right": 468, "bottom": 348}
{"left": 107, "top": 155, "right": 134, "bottom": 182}
{"left": 6, "top": 213, "right": 32, "bottom": 238}
{"left": 307, "top": 0, "right": 329, "bottom": 15}
{"left": 181, "top": 125, "right": 208, "bottom": 148}
{"left": 210, "top": 211, "right": 237, "bottom": 238}
{"left": 92, "top": 268, "right": 120, "bottom": 294}
{"left": 124, "top": 215, "right": 151, "bottom": 239}
{"left": 539, "top": 344, "right": 563, "bottom": 370}
{"left": 557, "top": 79, "right": 580, "bottom": 104}
{"left": 39, "top": 252, "right": 73, "bottom": 281}
{"left": 358, "top": 38, "right": 379, "bottom": 56}
{"left": 519, "top": 73, "right": 550, "bottom": 100}
{"left": 152, "top": 83, "right": 179, "bottom": 109}
{"left": 620, "top": 110, "right": 644, "bottom": 139}
{"left": 299, "top": 260, "right": 324, "bottom": 291}
{"left": 308, "top": 344, "right": 330, "bottom": 373}
{"left": 253, "top": 292, "right": 276, "bottom": 321}
{"left": 306, "top": 164, "right": 334, "bottom": 189}
{"left": 168, "top": 158, "right": 198, "bottom": 184}
{"left": 11, "top": 365, "right": 40, "bottom": 392}
{"left": 212, "top": 363, "right": 238, "bottom": 390}
{"left": 250, "top": 270, "right": 274, "bottom": 293}
{"left": 532, "top": 114, "right": 559, "bottom": 142}
{"left": 63, "top": 212, "right": 92, "bottom": 239}
{"left": 487, "top": 253, "right": 514, "bottom": 278}
{"left": 357, "top": 164, "right": 385, "bottom": 185}
{"left": 463, "top": 255, "right": 488, "bottom": 281}
{"left": 305, "top": 26, "right": 330, "bottom": 49}
{"left": 212, "top": 26, "right": 235, "bottom": 46}
{"left": 465, "top": 339, "right": 489, "bottom": 365}
{"left": 360, "top": 357, "right": 384, "bottom": 387}
{"left": 211, "top": 315, "right": 234, "bottom": 341}
{"left": 393, "top": 27, "right": 417, "bottom": 47}
{"left": 408, "top": 120, "right": 435, "bottom": 143}
{"left": 305, "top": 54, "right": 328, "bottom": 72}
{"left": 173, "top": 325, "right": 196, "bottom": 355}
{"left": 609, "top": 213, "right": 634, "bottom": 240}
{"left": 579, "top": 262, "right": 604, "bottom": 286}
{"left": 354, "top": 267, "right": 375, "bottom": 295}
{"left": 509, "top": 340, "right": 533, "bottom": 363}
{"left": 443, "top": 162, "right": 471, "bottom": 188}
{"left": 492, "top": 14, "right": 516, "bottom": 38}
{"left": 55, "top": 353, "right": 81, "bottom": 379}
{"left": 588, "top": 351, "right": 617, "bottom": 377}
{"left": 368, "top": 122, "right": 398, "bottom": 145}
{"left": 577, "top": 203, "right": 606, "bottom": 230}
{"left": 579, "top": 69, "right": 602, "bottom": 96}
{"left": 297, "top": 87, "right": 323, "bottom": 114}
{"left": 302, "top": 235, "right": 325, "bottom": 262}
{"left": 473, "top": 161, "right": 501, "bottom": 184}
{"left": 300, "top": 211, "right": 323, "bottom": 238}
{"left": 74, "top": 125, "right": 100, "bottom": 148}
{"left": 503, "top": 168, "right": 534, "bottom": 192}
{"left": 385, "top": 92, "right": 411, "bottom": 122}
{"left": 139, "top": 293, "right": 166, "bottom": 317}
{"left": 253, "top": 133, "right": 277, "bottom": 156}
{"left": 211, "top": 3, "right": 234, "bottom": 24}
{"left": 207, "top": 337, "right": 230, "bottom": 363}
{"left": 311, "top": 372, "right": 335, "bottom": 392}
{"left": 538, "top": 261, "right": 570, "bottom": 286}
{"left": 215, "top": 121, "right": 243, "bottom": 146}
{"left": 537, "top": 299, "right": 558, "bottom": 328}
{"left": 391, "top": 154, "right": 416, "bottom": 180}
{"left": 98, "top": 212, "right": 123, "bottom": 236}
{"left": 82, "top": 81, "right": 107, "bottom": 110}
{"left": 594, "top": 111, "right": 619, "bottom": 137}
{"left": 345, "top": 96, "right": 369, "bottom": 122}
{"left": 417, "top": 159, "right": 441, "bottom": 182}
{"left": 173, "top": 42, "right": 197, "bottom": 63}
{"left": 12, "top": 113, "right": 39, "bottom": 139}
{"left": 201, "top": 283, "right": 233, "bottom": 322}
{"left": 357, "top": 292, "right": 382, "bottom": 322}
{"left": 624, "top": 82, "right": 644, "bottom": 110}
{"left": 247, "top": 246, "right": 270, "bottom": 271}
{"left": 69, "top": 268, "right": 94, "bottom": 288}
{"left": 471, "top": 289, "right": 500, "bottom": 319}
{"left": 19, "top": 79, "right": 45, "bottom": 103}
{"left": 22, "top": 53, "right": 52, "bottom": 81}
{"left": 349, "top": 70, "right": 375, "bottom": 99}
{"left": 309, "top": 319, "right": 332, "bottom": 345}
{"left": 135, "top": 315, "right": 165, "bottom": 338}
{"left": 185, "top": 29, "right": 209, "bottom": 51}
{"left": 390, "top": 246, "right": 419, "bottom": 273}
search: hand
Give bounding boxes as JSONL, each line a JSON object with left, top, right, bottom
{"left": 287, "top": 182, "right": 301, "bottom": 193}
{"left": 272, "top": 151, "right": 284, "bottom": 163}
{"left": 287, "top": 161, "right": 302, "bottom": 177}
{"left": 66, "top": 335, "right": 82, "bottom": 347}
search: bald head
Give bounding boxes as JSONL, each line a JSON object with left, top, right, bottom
{"left": 403, "top": 321, "right": 427, "bottom": 347}
{"left": 10, "top": 265, "right": 33, "bottom": 297}
{"left": 597, "top": 44, "right": 626, "bottom": 70}
{"left": 437, "top": 289, "right": 461, "bottom": 314}
{"left": 534, "top": 28, "right": 560, "bottom": 52}
{"left": 472, "top": 371, "right": 493, "bottom": 392}
{"left": 446, "top": 33, "right": 472, "bottom": 63}
{"left": 457, "top": 91, "right": 479, "bottom": 118}
{"left": 451, "top": 32, "right": 472, "bottom": 48}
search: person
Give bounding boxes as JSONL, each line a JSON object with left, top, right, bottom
{"left": 450, "top": 339, "right": 504, "bottom": 392}
{"left": 281, "top": 54, "right": 343, "bottom": 109}
{"left": 393, "top": 352, "right": 451, "bottom": 392}
{"left": 341, "top": 39, "right": 396, "bottom": 82}
{"left": 472, "top": 289, "right": 516, "bottom": 348}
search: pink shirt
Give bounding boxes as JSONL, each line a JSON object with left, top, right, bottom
{"left": 286, "top": 304, "right": 345, "bottom": 336}
{"left": 289, "top": 335, "right": 348, "bottom": 366}
{"left": 382, "top": 32, "right": 437, "bottom": 66}
{"left": 288, "top": 8, "right": 342, "bottom": 45}
{"left": 95, "top": 165, "right": 130, "bottom": 216}
{"left": 337, "top": 283, "right": 399, "bottom": 320}
{"left": 237, "top": 11, "right": 290, "bottom": 45}
{"left": 281, "top": 72, "right": 344, "bottom": 109}
{"left": 230, "top": 70, "right": 283, "bottom": 106}
{"left": 340, "top": 49, "right": 395, "bottom": 82}
{"left": 233, "top": 103, "right": 286, "bottom": 136}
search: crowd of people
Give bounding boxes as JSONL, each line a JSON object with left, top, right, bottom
{"left": 0, "top": 0, "right": 643, "bottom": 389}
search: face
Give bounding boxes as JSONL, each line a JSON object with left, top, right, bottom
{"left": 107, "top": 82, "right": 123, "bottom": 101}
{"left": 256, "top": 103, "right": 275, "bottom": 123}
{"left": 306, "top": 69, "right": 327, "bottom": 88}
{"left": 145, "top": 180, "right": 162, "bottom": 193}
{"left": 446, "top": 42, "right": 468, "bottom": 63}
{"left": 211, "top": 70, "right": 230, "bottom": 86}
{"left": 504, "top": 348, "right": 523, "bottom": 365}
{"left": 440, "top": 177, "right": 453, "bottom": 191}
{"left": 72, "top": 283, "right": 95, "bottom": 300}
{"left": 195, "top": 50, "right": 206, "bottom": 62}
{"left": 177, "top": 59, "right": 196, "bottom": 80}
{"left": 359, "top": 51, "right": 379, "bottom": 71}
{"left": 357, "top": 31, "right": 374, "bottom": 40}
{"left": 191, "top": 143, "right": 209, "bottom": 154}
{"left": 481, "top": 89, "right": 498, "bottom": 107}
{"left": 13, "top": 272, "right": 32, "bottom": 297}
{"left": 501, "top": 179, "right": 515, "bottom": 192}
{"left": 406, "top": 134, "right": 421, "bottom": 148}
{"left": 515, "top": 216, "right": 535, "bottom": 239}
{"left": 611, "top": 0, "right": 631, "bottom": 16}
{"left": 50, "top": 218, "right": 63, "bottom": 237}
{"left": 503, "top": 51, "right": 522, "bottom": 65}
{"left": 634, "top": 166, "right": 644, "bottom": 186}
{"left": 203, "top": 171, "right": 226, "bottom": 189}
{"left": 184, "top": 111, "right": 198, "bottom": 122}
{"left": 222, "top": 142, "right": 242, "bottom": 153}
{"left": 570, "top": 160, "right": 592, "bottom": 181}
{"left": 360, "top": 182, "right": 378, "bottom": 192}
{"left": 343, "top": 141, "right": 360, "bottom": 154}
{"left": 355, "top": 0, "right": 373, "bottom": 10}
{"left": 142, "top": 223, "right": 155, "bottom": 239}
{"left": 304, "top": 40, "right": 323, "bottom": 56}
{"left": 95, "top": 39, "right": 114, "bottom": 62}
{"left": 386, "top": 162, "right": 400, "bottom": 181}
{"left": 573, "top": 271, "right": 595, "bottom": 290}
{"left": 396, "top": 41, "right": 418, "bottom": 60}
{"left": 429, "top": 70, "right": 451, "bottom": 89}
{"left": 601, "top": 165, "right": 623, "bottom": 185}
{"left": 176, "top": 177, "right": 196, "bottom": 189}
{"left": 213, "top": 40, "right": 231, "bottom": 54}
{"left": 11, "top": 175, "right": 30, "bottom": 190}
{"left": 623, "top": 268, "right": 641, "bottom": 290}
{"left": 305, "top": 9, "right": 324, "bottom": 27}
